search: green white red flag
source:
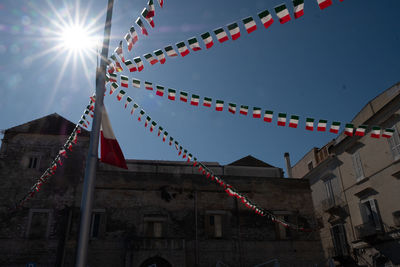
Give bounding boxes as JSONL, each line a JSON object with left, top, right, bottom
{"left": 344, "top": 124, "right": 354, "bottom": 136}
{"left": 136, "top": 17, "right": 148, "bottom": 36}
{"left": 240, "top": 105, "right": 249, "bottom": 115}
{"left": 228, "top": 103, "right": 236, "bottom": 114}
{"left": 109, "top": 73, "right": 117, "bottom": 83}
{"left": 120, "top": 75, "right": 129, "bottom": 88}
{"left": 157, "top": 0, "right": 163, "bottom": 8}
{"left": 144, "top": 53, "right": 158, "bottom": 65}
{"left": 293, "top": 0, "right": 304, "bottom": 19}
{"left": 258, "top": 9, "right": 274, "bottom": 29}
{"left": 305, "top": 118, "right": 314, "bottom": 131}
{"left": 146, "top": 0, "right": 155, "bottom": 17}
{"left": 138, "top": 109, "right": 145, "bottom": 121}
{"left": 145, "top": 116, "right": 151, "bottom": 128}
{"left": 216, "top": 100, "right": 224, "bottom": 111}
{"left": 124, "top": 26, "right": 138, "bottom": 51}
{"left": 114, "top": 40, "right": 125, "bottom": 62}
{"left": 132, "top": 78, "right": 141, "bottom": 88}
{"left": 382, "top": 129, "right": 394, "bottom": 138}
{"left": 165, "top": 45, "right": 178, "bottom": 57}
{"left": 156, "top": 85, "right": 164, "bottom": 96}
{"left": 150, "top": 121, "right": 157, "bottom": 132}
{"left": 131, "top": 103, "right": 139, "bottom": 115}
{"left": 191, "top": 94, "right": 200, "bottom": 106}
{"left": 176, "top": 41, "right": 190, "bottom": 57}
{"left": 274, "top": 4, "right": 291, "bottom": 24}
{"left": 163, "top": 131, "right": 168, "bottom": 142}
{"left": 124, "top": 60, "right": 137, "bottom": 72}
{"left": 201, "top": 32, "right": 214, "bottom": 49}
{"left": 154, "top": 49, "right": 166, "bottom": 64}
{"left": 264, "top": 110, "right": 273, "bottom": 122}
{"left": 180, "top": 91, "right": 188, "bottom": 102}
{"left": 168, "top": 89, "right": 176, "bottom": 100}
{"left": 370, "top": 126, "right": 381, "bottom": 138}
{"left": 125, "top": 96, "right": 132, "bottom": 108}
{"left": 317, "top": 0, "right": 332, "bottom": 10}
{"left": 227, "top": 22, "right": 240, "bottom": 40}
{"left": 145, "top": 81, "right": 153, "bottom": 90}
{"left": 355, "top": 125, "right": 367, "bottom": 137}
{"left": 317, "top": 120, "right": 327, "bottom": 131}
{"left": 157, "top": 126, "right": 163, "bottom": 136}
{"left": 134, "top": 57, "right": 144, "bottom": 71}
{"left": 188, "top": 37, "right": 202, "bottom": 51}
{"left": 289, "top": 115, "right": 299, "bottom": 128}
{"left": 214, "top": 28, "right": 229, "bottom": 43}
{"left": 110, "top": 55, "right": 123, "bottom": 72}
{"left": 117, "top": 90, "right": 126, "bottom": 101}
{"left": 243, "top": 16, "right": 257, "bottom": 33}
{"left": 141, "top": 8, "right": 155, "bottom": 28}
{"left": 110, "top": 82, "right": 118, "bottom": 95}
{"left": 203, "top": 97, "right": 212, "bottom": 107}
{"left": 253, "top": 107, "right": 262, "bottom": 118}
{"left": 169, "top": 137, "right": 173, "bottom": 146}
{"left": 278, "top": 113, "right": 287, "bottom": 126}
{"left": 330, "top": 121, "right": 341, "bottom": 134}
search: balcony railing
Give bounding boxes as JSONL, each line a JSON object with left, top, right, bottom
{"left": 321, "top": 196, "right": 344, "bottom": 212}
{"left": 355, "top": 222, "right": 383, "bottom": 239}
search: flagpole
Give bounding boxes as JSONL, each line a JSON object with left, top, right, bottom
{"left": 75, "top": 0, "right": 114, "bottom": 266}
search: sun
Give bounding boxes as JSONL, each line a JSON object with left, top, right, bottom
{"left": 61, "top": 24, "right": 99, "bottom": 52}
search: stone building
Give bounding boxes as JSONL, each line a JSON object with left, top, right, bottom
{"left": 290, "top": 82, "right": 400, "bottom": 266}
{"left": 0, "top": 113, "right": 324, "bottom": 267}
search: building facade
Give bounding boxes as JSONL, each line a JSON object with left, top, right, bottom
{"left": 291, "top": 82, "right": 400, "bottom": 266}
{"left": 0, "top": 113, "right": 324, "bottom": 267}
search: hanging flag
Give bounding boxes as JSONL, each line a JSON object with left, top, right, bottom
{"left": 131, "top": 103, "right": 139, "bottom": 115}
{"left": 227, "top": 22, "right": 241, "bottom": 40}
{"left": 156, "top": 85, "right": 165, "bottom": 96}
{"left": 59, "top": 148, "right": 67, "bottom": 158}
{"left": 317, "top": 0, "right": 332, "bottom": 10}
{"left": 147, "top": 0, "right": 155, "bottom": 17}
{"left": 188, "top": 37, "right": 202, "bottom": 51}
{"left": 105, "top": 75, "right": 110, "bottom": 86}
{"left": 317, "top": 120, "right": 327, "bottom": 131}
{"left": 382, "top": 129, "right": 394, "bottom": 138}
{"left": 191, "top": 94, "right": 200, "bottom": 106}
{"left": 178, "top": 146, "right": 183, "bottom": 155}
{"left": 117, "top": 90, "right": 126, "bottom": 101}
{"left": 180, "top": 91, "right": 188, "bottom": 102}
{"left": 305, "top": 118, "right": 314, "bottom": 131}
{"left": 216, "top": 100, "right": 224, "bottom": 111}
{"left": 144, "top": 53, "right": 158, "bottom": 65}
{"left": 193, "top": 157, "right": 198, "bottom": 166}
{"left": 133, "top": 57, "right": 144, "bottom": 71}
{"left": 157, "top": 0, "right": 163, "bottom": 8}
{"left": 110, "top": 82, "right": 118, "bottom": 95}
{"left": 138, "top": 109, "right": 145, "bottom": 121}
{"left": 114, "top": 40, "right": 125, "bottom": 62}
{"left": 132, "top": 78, "right": 141, "bottom": 88}
{"left": 330, "top": 121, "right": 341, "bottom": 134}
{"left": 240, "top": 105, "right": 249, "bottom": 115}
{"left": 243, "top": 17, "right": 257, "bottom": 34}
{"left": 165, "top": 45, "right": 179, "bottom": 57}
{"left": 201, "top": 32, "right": 214, "bottom": 49}
{"left": 107, "top": 61, "right": 115, "bottom": 74}
{"left": 144, "top": 117, "right": 151, "bottom": 128}
{"left": 110, "top": 55, "right": 123, "bottom": 72}
{"left": 124, "top": 32, "right": 134, "bottom": 52}
{"left": 163, "top": 131, "right": 168, "bottom": 142}
{"left": 264, "top": 110, "right": 273, "bottom": 122}
{"left": 187, "top": 153, "right": 192, "bottom": 162}
{"left": 203, "top": 97, "right": 212, "bottom": 107}
{"left": 355, "top": 125, "right": 367, "bottom": 137}
{"left": 253, "top": 107, "right": 262, "bottom": 118}
{"left": 214, "top": 28, "right": 229, "bottom": 43}
{"left": 125, "top": 96, "right": 132, "bottom": 108}
{"left": 274, "top": 4, "right": 291, "bottom": 24}
{"left": 124, "top": 27, "right": 138, "bottom": 51}
{"left": 141, "top": 8, "right": 155, "bottom": 28}
{"left": 120, "top": 75, "right": 129, "bottom": 88}
{"left": 109, "top": 73, "right": 117, "bottom": 83}
{"left": 344, "top": 123, "right": 354, "bottom": 136}
{"left": 168, "top": 89, "right": 176, "bottom": 100}
{"left": 124, "top": 60, "right": 137, "bottom": 72}
{"left": 278, "top": 113, "right": 287, "bottom": 126}
{"left": 370, "top": 126, "right": 381, "bottom": 138}
{"left": 79, "top": 119, "right": 88, "bottom": 128}
{"left": 289, "top": 115, "right": 299, "bottom": 128}
{"left": 145, "top": 81, "right": 153, "bottom": 90}
{"left": 258, "top": 9, "right": 274, "bottom": 29}
{"left": 136, "top": 17, "right": 149, "bottom": 35}
{"left": 100, "top": 106, "right": 128, "bottom": 169}
{"left": 293, "top": 0, "right": 305, "bottom": 19}
{"left": 176, "top": 41, "right": 190, "bottom": 57}
{"left": 154, "top": 49, "right": 166, "bottom": 64}
{"left": 157, "top": 126, "right": 163, "bottom": 136}
{"left": 169, "top": 137, "right": 173, "bottom": 146}
{"left": 150, "top": 121, "right": 157, "bottom": 132}
{"left": 228, "top": 103, "right": 236, "bottom": 114}
{"left": 175, "top": 141, "right": 179, "bottom": 150}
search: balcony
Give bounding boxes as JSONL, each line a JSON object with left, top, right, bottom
{"left": 355, "top": 222, "right": 383, "bottom": 240}
{"left": 321, "top": 196, "right": 344, "bottom": 213}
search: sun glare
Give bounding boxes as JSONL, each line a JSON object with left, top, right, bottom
{"left": 62, "top": 24, "right": 97, "bottom": 51}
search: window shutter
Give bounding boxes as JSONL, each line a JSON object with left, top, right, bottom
{"left": 352, "top": 152, "right": 364, "bottom": 180}
{"left": 369, "top": 199, "right": 382, "bottom": 230}
{"left": 388, "top": 127, "right": 400, "bottom": 159}
{"left": 359, "top": 202, "right": 369, "bottom": 224}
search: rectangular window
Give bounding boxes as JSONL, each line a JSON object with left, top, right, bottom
{"left": 28, "top": 156, "right": 40, "bottom": 169}
{"left": 307, "top": 161, "right": 313, "bottom": 171}
{"left": 388, "top": 126, "right": 400, "bottom": 160}
{"left": 324, "top": 178, "right": 335, "bottom": 205}
{"left": 90, "top": 211, "right": 105, "bottom": 239}
{"left": 352, "top": 151, "right": 364, "bottom": 181}
{"left": 27, "top": 209, "right": 50, "bottom": 239}
{"left": 330, "top": 224, "right": 348, "bottom": 256}
{"left": 144, "top": 217, "right": 166, "bottom": 238}
{"left": 206, "top": 214, "right": 223, "bottom": 238}
{"left": 359, "top": 199, "right": 382, "bottom": 230}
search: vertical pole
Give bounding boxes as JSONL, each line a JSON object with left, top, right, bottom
{"left": 75, "top": 0, "right": 114, "bottom": 266}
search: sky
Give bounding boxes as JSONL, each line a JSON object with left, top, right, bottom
{"left": 0, "top": 0, "right": 399, "bottom": 174}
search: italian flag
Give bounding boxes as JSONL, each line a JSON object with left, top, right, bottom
{"left": 169, "top": 137, "right": 173, "bottom": 146}
{"left": 178, "top": 146, "right": 182, "bottom": 155}
{"left": 330, "top": 121, "right": 341, "bottom": 134}
{"left": 138, "top": 109, "right": 145, "bottom": 121}
{"left": 144, "top": 116, "right": 151, "bottom": 128}
{"left": 146, "top": 0, "right": 155, "bottom": 17}
{"left": 253, "top": 107, "right": 262, "bottom": 118}
{"left": 243, "top": 16, "right": 257, "bottom": 34}
{"left": 370, "top": 126, "right": 381, "bottom": 138}
{"left": 293, "top": 0, "right": 305, "bottom": 19}
{"left": 168, "top": 88, "right": 176, "bottom": 100}
{"left": 110, "top": 82, "right": 118, "bottom": 95}
{"left": 227, "top": 22, "right": 240, "bottom": 40}
{"left": 144, "top": 53, "right": 158, "bottom": 65}
{"left": 215, "top": 100, "right": 224, "bottom": 111}
{"left": 305, "top": 118, "right": 314, "bottom": 131}
{"left": 136, "top": 17, "right": 149, "bottom": 35}
{"left": 289, "top": 115, "right": 299, "bottom": 128}
{"left": 130, "top": 103, "right": 139, "bottom": 115}
{"left": 277, "top": 113, "right": 287, "bottom": 126}
{"left": 203, "top": 97, "right": 212, "bottom": 107}
{"left": 114, "top": 40, "right": 125, "bottom": 62}
{"left": 163, "top": 131, "right": 168, "bottom": 142}
{"left": 109, "top": 73, "right": 117, "bottom": 83}
{"left": 214, "top": 28, "right": 229, "bottom": 43}
{"left": 180, "top": 91, "right": 188, "bottom": 102}
{"left": 107, "top": 62, "right": 115, "bottom": 74}
{"left": 124, "top": 32, "right": 134, "bottom": 52}
{"left": 120, "top": 75, "right": 129, "bottom": 88}
{"left": 111, "top": 55, "right": 123, "bottom": 72}
{"left": 157, "top": 126, "right": 163, "bottom": 136}
{"left": 264, "top": 110, "right": 273, "bottom": 122}
{"left": 317, "top": 120, "right": 327, "bottom": 131}
{"left": 258, "top": 9, "right": 274, "bottom": 29}
{"left": 154, "top": 49, "right": 166, "bottom": 64}
{"left": 134, "top": 57, "right": 144, "bottom": 71}
{"left": 382, "top": 129, "right": 394, "bottom": 138}
{"left": 344, "top": 124, "right": 354, "bottom": 136}
{"left": 124, "top": 60, "right": 137, "bottom": 72}
{"left": 317, "top": 0, "right": 332, "bottom": 10}
{"left": 191, "top": 94, "right": 200, "bottom": 106}
{"left": 228, "top": 103, "right": 236, "bottom": 114}
{"left": 132, "top": 78, "right": 141, "bottom": 88}
{"left": 117, "top": 90, "right": 126, "bottom": 101}
{"left": 59, "top": 148, "right": 67, "bottom": 157}
{"left": 176, "top": 41, "right": 190, "bottom": 57}
{"left": 130, "top": 26, "right": 139, "bottom": 47}
{"left": 240, "top": 105, "right": 249, "bottom": 115}
{"left": 145, "top": 81, "right": 153, "bottom": 90}
{"left": 182, "top": 149, "right": 187, "bottom": 159}
{"left": 188, "top": 37, "right": 202, "bottom": 51}
{"left": 193, "top": 157, "right": 197, "bottom": 166}
{"left": 150, "top": 121, "right": 157, "bottom": 132}
{"left": 165, "top": 45, "right": 178, "bottom": 57}
{"left": 355, "top": 125, "right": 367, "bottom": 137}
{"left": 100, "top": 106, "right": 128, "bottom": 169}
{"left": 156, "top": 85, "right": 164, "bottom": 96}
{"left": 201, "top": 32, "right": 214, "bottom": 49}
{"left": 187, "top": 153, "right": 192, "bottom": 162}
{"left": 124, "top": 96, "right": 132, "bottom": 108}
{"left": 175, "top": 141, "right": 179, "bottom": 150}
{"left": 105, "top": 75, "right": 110, "bottom": 85}
{"left": 142, "top": 9, "right": 155, "bottom": 28}
{"left": 274, "top": 4, "right": 291, "bottom": 24}
{"left": 157, "top": 0, "right": 163, "bottom": 8}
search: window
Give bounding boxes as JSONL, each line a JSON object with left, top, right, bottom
{"left": 275, "top": 215, "right": 291, "bottom": 239}
{"left": 205, "top": 212, "right": 225, "bottom": 238}
{"left": 90, "top": 210, "right": 105, "bottom": 239}
{"left": 27, "top": 209, "right": 50, "bottom": 239}
{"left": 330, "top": 224, "right": 348, "bottom": 256}
{"left": 352, "top": 151, "right": 364, "bottom": 181}
{"left": 324, "top": 178, "right": 335, "bottom": 205}
{"left": 28, "top": 156, "right": 40, "bottom": 169}
{"left": 307, "top": 161, "right": 313, "bottom": 171}
{"left": 144, "top": 216, "right": 166, "bottom": 238}
{"left": 359, "top": 199, "right": 382, "bottom": 230}
{"left": 388, "top": 126, "right": 400, "bottom": 160}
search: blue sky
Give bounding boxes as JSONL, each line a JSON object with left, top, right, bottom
{"left": 0, "top": 0, "right": 399, "bottom": 173}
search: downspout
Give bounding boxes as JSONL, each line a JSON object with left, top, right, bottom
{"left": 235, "top": 199, "right": 244, "bottom": 267}
{"left": 194, "top": 190, "right": 199, "bottom": 267}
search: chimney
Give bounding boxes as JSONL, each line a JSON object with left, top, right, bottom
{"left": 284, "top": 152, "right": 292, "bottom": 178}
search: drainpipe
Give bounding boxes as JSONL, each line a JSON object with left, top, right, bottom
{"left": 284, "top": 152, "right": 293, "bottom": 178}
{"left": 194, "top": 190, "right": 199, "bottom": 267}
